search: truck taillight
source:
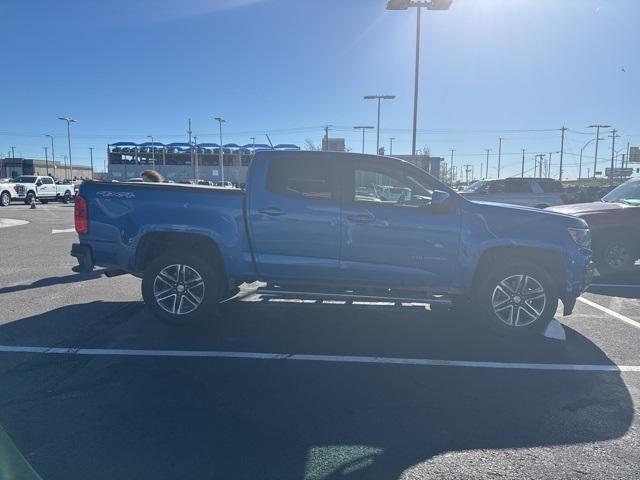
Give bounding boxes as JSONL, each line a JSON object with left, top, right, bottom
{"left": 75, "top": 195, "right": 89, "bottom": 234}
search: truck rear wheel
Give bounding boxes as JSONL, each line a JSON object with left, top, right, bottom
{"left": 141, "top": 252, "right": 223, "bottom": 325}
{"left": 62, "top": 191, "right": 72, "bottom": 204}
{"left": 475, "top": 261, "right": 558, "bottom": 337}
{"left": 595, "top": 236, "right": 635, "bottom": 275}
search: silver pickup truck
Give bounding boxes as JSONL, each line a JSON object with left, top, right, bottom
{"left": 461, "top": 178, "right": 569, "bottom": 208}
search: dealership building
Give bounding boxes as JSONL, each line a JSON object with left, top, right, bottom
{"left": 0, "top": 158, "right": 93, "bottom": 180}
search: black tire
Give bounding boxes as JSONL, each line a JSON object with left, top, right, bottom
{"left": 474, "top": 261, "right": 558, "bottom": 337}
{"left": 0, "top": 191, "right": 10, "bottom": 207}
{"left": 40, "top": 198, "right": 49, "bottom": 204}
{"left": 595, "top": 236, "right": 635, "bottom": 275}
{"left": 24, "top": 191, "right": 35, "bottom": 205}
{"left": 141, "top": 252, "right": 223, "bottom": 325}
{"left": 62, "top": 191, "right": 72, "bottom": 204}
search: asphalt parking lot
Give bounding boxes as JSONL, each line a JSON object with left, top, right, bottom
{"left": 1, "top": 202, "right": 640, "bottom": 480}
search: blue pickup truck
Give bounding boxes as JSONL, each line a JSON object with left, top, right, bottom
{"left": 72, "top": 151, "right": 593, "bottom": 337}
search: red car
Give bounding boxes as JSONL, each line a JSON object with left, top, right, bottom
{"left": 547, "top": 178, "right": 640, "bottom": 274}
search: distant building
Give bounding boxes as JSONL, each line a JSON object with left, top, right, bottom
{"left": 0, "top": 158, "right": 92, "bottom": 180}
{"left": 322, "top": 138, "right": 346, "bottom": 152}
{"left": 629, "top": 146, "right": 640, "bottom": 164}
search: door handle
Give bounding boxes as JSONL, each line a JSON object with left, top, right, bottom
{"left": 346, "top": 212, "right": 376, "bottom": 223}
{"left": 259, "top": 207, "right": 285, "bottom": 216}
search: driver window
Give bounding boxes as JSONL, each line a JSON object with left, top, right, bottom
{"left": 353, "top": 167, "right": 435, "bottom": 208}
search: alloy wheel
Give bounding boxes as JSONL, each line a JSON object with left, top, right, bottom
{"left": 491, "top": 274, "right": 546, "bottom": 327}
{"left": 153, "top": 264, "right": 205, "bottom": 315}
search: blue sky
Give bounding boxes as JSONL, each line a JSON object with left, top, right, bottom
{"left": 1, "top": 0, "right": 639, "bottom": 179}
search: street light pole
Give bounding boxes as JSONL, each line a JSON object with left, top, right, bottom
{"left": 497, "top": 137, "right": 503, "bottom": 178}
{"left": 521, "top": 149, "right": 526, "bottom": 178}
{"left": 215, "top": 117, "right": 226, "bottom": 183}
{"left": 389, "top": 137, "right": 395, "bottom": 155}
{"left": 588, "top": 124, "right": 611, "bottom": 178}
{"left": 609, "top": 129, "right": 619, "bottom": 185}
{"left": 354, "top": 126, "right": 374, "bottom": 154}
{"left": 578, "top": 137, "right": 598, "bottom": 185}
{"left": 43, "top": 146, "right": 49, "bottom": 175}
{"left": 364, "top": 95, "right": 395, "bottom": 154}
{"left": 449, "top": 149, "right": 455, "bottom": 184}
{"left": 89, "top": 147, "right": 94, "bottom": 180}
{"left": 386, "top": 0, "right": 452, "bottom": 156}
{"left": 485, "top": 149, "right": 490, "bottom": 179}
{"left": 58, "top": 117, "right": 76, "bottom": 180}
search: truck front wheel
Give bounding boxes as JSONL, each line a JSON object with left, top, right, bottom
{"left": 0, "top": 191, "right": 10, "bottom": 206}
{"left": 475, "top": 261, "right": 558, "bottom": 337}
{"left": 141, "top": 253, "right": 223, "bottom": 325}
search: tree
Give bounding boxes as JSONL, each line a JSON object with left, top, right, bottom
{"left": 304, "top": 139, "right": 320, "bottom": 151}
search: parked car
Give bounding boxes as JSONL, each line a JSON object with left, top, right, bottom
{"left": 461, "top": 178, "right": 568, "bottom": 208}
{"left": 547, "top": 177, "right": 640, "bottom": 274}
{"left": 197, "top": 180, "right": 214, "bottom": 186}
{"left": 8, "top": 175, "right": 74, "bottom": 204}
{"left": 72, "top": 151, "right": 592, "bottom": 338}
{"left": 214, "top": 181, "right": 234, "bottom": 188}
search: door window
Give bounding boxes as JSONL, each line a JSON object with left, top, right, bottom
{"left": 267, "top": 157, "right": 335, "bottom": 200}
{"left": 505, "top": 180, "right": 533, "bottom": 193}
{"left": 353, "top": 165, "right": 436, "bottom": 208}
{"left": 42, "top": 177, "right": 54, "bottom": 185}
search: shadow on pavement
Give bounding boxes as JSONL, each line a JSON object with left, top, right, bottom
{"left": 0, "top": 271, "right": 105, "bottom": 295}
{"left": 0, "top": 300, "right": 634, "bottom": 479}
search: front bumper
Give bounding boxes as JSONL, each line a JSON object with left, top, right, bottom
{"left": 562, "top": 255, "right": 594, "bottom": 315}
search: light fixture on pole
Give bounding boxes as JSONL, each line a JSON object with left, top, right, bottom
{"left": 214, "top": 117, "right": 226, "bottom": 183}
{"left": 386, "top": 0, "right": 453, "bottom": 156}
{"left": 588, "top": 124, "right": 611, "bottom": 178}
{"left": 147, "top": 135, "right": 156, "bottom": 170}
{"left": 363, "top": 95, "right": 395, "bottom": 154}
{"left": 353, "top": 126, "right": 374, "bottom": 154}
{"left": 58, "top": 117, "right": 76, "bottom": 180}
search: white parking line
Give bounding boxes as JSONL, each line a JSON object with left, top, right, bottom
{"left": 0, "top": 344, "right": 639, "bottom": 372}
{"left": 577, "top": 296, "right": 640, "bottom": 330}
{"left": 590, "top": 283, "right": 640, "bottom": 288}
{"left": 51, "top": 228, "right": 75, "bottom": 234}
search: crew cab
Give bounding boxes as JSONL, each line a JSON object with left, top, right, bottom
{"left": 9, "top": 175, "right": 74, "bottom": 204}
{"left": 547, "top": 177, "right": 640, "bottom": 274}
{"left": 72, "top": 151, "right": 593, "bottom": 337}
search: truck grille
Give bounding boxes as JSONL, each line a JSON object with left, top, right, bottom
{"left": 15, "top": 185, "right": 25, "bottom": 195}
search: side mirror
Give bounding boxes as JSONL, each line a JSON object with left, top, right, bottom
{"left": 431, "top": 190, "right": 451, "bottom": 206}
{"left": 36, "top": 181, "right": 42, "bottom": 187}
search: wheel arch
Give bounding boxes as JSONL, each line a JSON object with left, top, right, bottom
{"left": 472, "top": 246, "right": 565, "bottom": 297}
{"left": 135, "top": 232, "right": 231, "bottom": 293}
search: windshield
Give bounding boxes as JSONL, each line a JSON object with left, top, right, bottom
{"left": 13, "top": 176, "right": 37, "bottom": 183}
{"left": 602, "top": 180, "right": 640, "bottom": 206}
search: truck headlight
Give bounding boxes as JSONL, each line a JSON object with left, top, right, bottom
{"left": 568, "top": 228, "right": 591, "bottom": 249}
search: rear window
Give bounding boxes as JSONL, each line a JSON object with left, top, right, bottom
{"left": 267, "top": 157, "right": 335, "bottom": 200}
{"left": 537, "top": 180, "right": 563, "bottom": 192}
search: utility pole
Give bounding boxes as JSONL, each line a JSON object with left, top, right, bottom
{"left": 43, "top": 146, "right": 49, "bottom": 175}
{"left": 589, "top": 124, "right": 611, "bottom": 178}
{"left": 609, "top": 129, "right": 619, "bottom": 185}
{"left": 559, "top": 126, "right": 567, "bottom": 181}
{"left": 354, "top": 126, "right": 374, "bottom": 154}
{"left": 215, "top": 117, "right": 225, "bottom": 183}
{"left": 521, "top": 149, "right": 526, "bottom": 178}
{"left": 89, "top": 147, "right": 94, "bottom": 180}
{"left": 250, "top": 137, "right": 256, "bottom": 153}
{"left": 480, "top": 162, "right": 483, "bottom": 181}
{"left": 323, "top": 125, "right": 331, "bottom": 150}
{"left": 464, "top": 164, "right": 472, "bottom": 186}
{"left": 485, "top": 149, "right": 491, "bottom": 179}
{"left": 193, "top": 136, "right": 199, "bottom": 182}
{"left": 46, "top": 135, "right": 55, "bottom": 178}
{"left": 449, "top": 149, "right": 455, "bottom": 184}
{"left": 547, "top": 152, "right": 553, "bottom": 178}
{"left": 497, "top": 137, "right": 503, "bottom": 178}
{"left": 389, "top": 137, "right": 395, "bottom": 155}
{"left": 625, "top": 141, "right": 630, "bottom": 169}
{"left": 10, "top": 146, "right": 15, "bottom": 158}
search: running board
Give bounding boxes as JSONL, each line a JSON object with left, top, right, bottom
{"left": 256, "top": 288, "right": 452, "bottom": 305}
